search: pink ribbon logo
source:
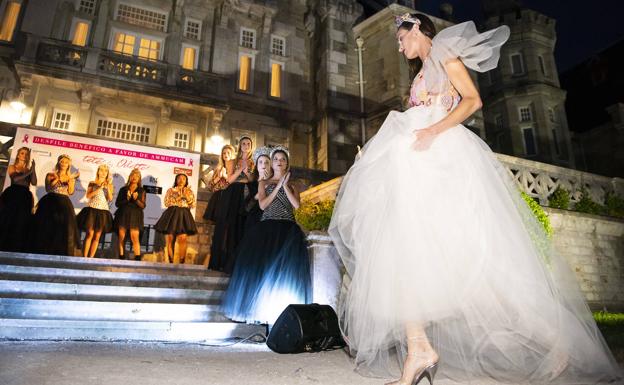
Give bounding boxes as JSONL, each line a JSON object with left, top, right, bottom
{"left": 188, "top": 159, "right": 194, "bottom": 167}
{"left": 22, "top": 134, "right": 29, "bottom": 143}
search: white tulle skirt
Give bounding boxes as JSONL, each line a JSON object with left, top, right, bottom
{"left": 329, "top": 106, "right": 622, "bottom": 384}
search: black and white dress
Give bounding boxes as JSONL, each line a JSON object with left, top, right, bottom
{"left": 76, "top": 184, "right": 113, "bottom": 233}
{"left": 221, "top": 183, "right": 311, "bottom": 325}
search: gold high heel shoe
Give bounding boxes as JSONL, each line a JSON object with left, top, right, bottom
{"left": 385, "top": 356, "right": 439, "bottom": 385}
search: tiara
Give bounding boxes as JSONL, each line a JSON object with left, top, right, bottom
{"left": 395, "top": 13, "right": 421, "bottom": 28}
{"left": 270, "top": 145, "right": 290, "bottom": 160}
{"left": 57, "top": 154, "right": 70, "bottom": 161}
{"left": 253, "top": 146, "right": 272, "bottom": 164}
{"left": 238, "top": 135, "right": 253, "bottom": 143}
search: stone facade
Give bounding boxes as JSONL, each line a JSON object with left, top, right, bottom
{"left": 481, "top": 7, "right": 575, "bottom": 168}
{"left": 548, "top": 207, "right": 624, "bottom": 310}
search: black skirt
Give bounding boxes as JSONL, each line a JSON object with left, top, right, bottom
{"left": 209, "top": 182, "right": 248, "bottom": 273}
{"left": 221, "top": 219, "right": 312, "bottom": 324}
{"left": 113, "top": 205, "right": 144, "bottom": 231}
{"left": 76, "top": 207, "right": 113, "bottom": 233}
{"left": 30, "top": 192, "right": 79, "bottom": 256}
{"left": 154, "top": 206, "right": 197, "bottom": 235}
{"left": 203, "top": 189, "right": 223, "bottom": 223}
{"left": 0, "top": 185, "right": 33, "bottom": 252}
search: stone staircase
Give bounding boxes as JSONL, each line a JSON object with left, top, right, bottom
{"left": 0, "top": 251, "right": 266, "bottom": 342}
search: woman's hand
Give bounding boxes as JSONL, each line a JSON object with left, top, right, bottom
{"left": 59, "top": 173, "right": 70, "bottom": 183}
{"left": 412, "top": 127, "right": 440, "bottom": 151}
{"left": 70, "top": 171, "right": 80, "bottom": 179}
{"left": 132, "top": 191, "right": 138, "bottom": 200}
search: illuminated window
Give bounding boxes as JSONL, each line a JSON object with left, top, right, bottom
{"left": 185, "top": 19, "right": 201, "bottom": 40}
{"left": 270, "top": 62, "right": 283, "bottom": 98}
{"left": 240, "top": 28, "right": 255, "bottom": 49}
{"left": 52, "top": 110, "right": 72, "bottom": 130}
{"left": 174, "top": 130, "right": 189, "bottom": 149}
{"left": 71, "top": 21, "right": 89, "bottom": 46}
{"left": 78, "top": 0, "right": 96, "bottom": 15}
{"left": 113, "top": 32, "right": 135, "bottom": 55}
{"left": 117, "top": 3, "right": 167, "bottom": 32}
{"left": 181, "top": 45, "right": 197, "bottom": 70}
{"left": 96, "top": 118, "right": 151, "bottom": 143}
{"left": 238, "top": 55, "right": 252, "bottom": 92}
{"left": 0, "top": 2, "right": 21, "bottom": 42}
{"left": 271, "top": 36, "right": 285, "bottom": 56}
{"left": 138, "top": 38, "right": 160, "bottom": 61}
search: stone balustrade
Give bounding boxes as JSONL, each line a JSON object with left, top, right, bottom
{"left": 301, "top": 152, "right": 624, "bottom": 206}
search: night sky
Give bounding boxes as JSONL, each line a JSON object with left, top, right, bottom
{"left": 414, "top": 0, "right": 624, "bottom": 73}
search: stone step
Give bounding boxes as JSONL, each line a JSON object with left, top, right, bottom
{"left": 0, "top": 298, "right": 230, "bottom": 322}
{"left": 0, "top": 318, "right": 266, "bottom": 343}
{"left": 0, "top": 265, "right": 228, "bottom": 290}
{"left": 0, "top": 280, "right": 223, "bottom": 304}
{"left": 0, "top": 252, "right": 213, "bottom": 276}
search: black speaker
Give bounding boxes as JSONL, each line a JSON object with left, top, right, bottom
{"left": 266, "top": 303, "right": 346, "bottom": 354}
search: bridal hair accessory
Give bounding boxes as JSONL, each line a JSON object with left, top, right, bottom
{"left": 395, "top": 13, "right": 421, "bottom": 28}
{"left": 270, "top": 145, "right": 290, "bottom": 160}
{"left": 253, "top": 146, "right": 272, "bottom": 164}
{"left": 57, "top": 154, "right": 70, "bottom": 162}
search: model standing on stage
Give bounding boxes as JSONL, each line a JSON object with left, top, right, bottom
{"left": 209, "top": 136, "right": 255, "bottom": 273}
{"left": 329, "top": 13, "right": 621, "bottom": 385}
{"left": 0, "top": 147, "right": 37, "bottom": 252}
{"left": 31, "top": 154, "right": 80, "bottom": 256}
{"left": 76, "top": 164, "right": 114, "bottom": 258}
{"left": 203, "top": 144, "right": 236, "bottom": 223}
{"left": 244, "top": 146, "right": 272, "bottom": 231}
{"left": 221, "top": 147, "right": 311, "bottom": 325}
{"left": 155, "top": 173, "right": 197, "bottom": 264}
{"left": 114, "top": 168, "right": 145, "bottom": 260}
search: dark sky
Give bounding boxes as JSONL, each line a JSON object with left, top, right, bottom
{"left": 415, "top": 0, "right": 624, "bottom": 72}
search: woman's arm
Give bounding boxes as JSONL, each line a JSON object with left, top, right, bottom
{"left": 67, "top": 174, "right": 76, "bottom": 195}
{"left": 115, "top": 187, "right": 127, "bottom": 208}
{"left": 281, "top": 173, "right": 300, "bottom": 209}
{"left": 135, "top": 190, "right": 146, "bottom": 209}
{"left": 44, "top": 172, "right": 57, "bottom": 193}
{"left": 184, "top": 187, "right": 195, "bottom": 208}
{"left": 413, "top": 58, "right": 482, "bottom": 150}
{"left": 29, "top": 161, "right": 37, "bottom": 186}
{"left": 85, "top": 182, "right": 99, "bottom": 200}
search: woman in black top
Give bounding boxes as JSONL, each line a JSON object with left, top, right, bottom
{"left": 114, "top": 168, "right": 146, "bottom": 260}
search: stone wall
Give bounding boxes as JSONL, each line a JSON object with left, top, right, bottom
{"left": 548, "top": 207, "right": 624, "bottom": 310}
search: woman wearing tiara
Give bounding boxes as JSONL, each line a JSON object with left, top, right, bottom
{"left": 31, "top": 154, "right": 80, "bottom": 256}
{"left": 221, "top": 146, "right": 311, "bottom": 325}
{"left": 203, "top": 144, "right": 236, "bottom": 223}
{"left": 209, "top": 136, "right": 255, "bottom": 273}
{"left": 243, "top": 146, "right": 272, "bottom": 233}
{"left": 0, "top": 147, "right": 37, "bottom": 252}
{"left": 76, "top": 164, "right": 114, "bottom": 258}
{"left": 329, "top": 13, "right": 621, "bottom": 385}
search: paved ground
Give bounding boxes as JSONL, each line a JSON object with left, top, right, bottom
{"left": 0, "top": 341, "right": 387, "bottom": 385}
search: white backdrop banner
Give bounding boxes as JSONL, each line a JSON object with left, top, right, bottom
{"left": 4, "top": 127, "right": 201, "bottom": 225}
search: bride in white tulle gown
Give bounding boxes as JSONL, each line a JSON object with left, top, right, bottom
{"left": 329, "top": 13, "right": 622, "bottom": 385}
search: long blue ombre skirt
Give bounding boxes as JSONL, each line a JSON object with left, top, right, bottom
{"left": 221, "top": 219, "right": 312, "bottom": 325}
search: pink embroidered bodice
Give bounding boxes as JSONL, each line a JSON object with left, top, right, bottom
{"left": 408, "top": 70, "right": 461, "bottom": 112}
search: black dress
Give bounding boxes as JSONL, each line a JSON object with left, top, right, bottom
{"left": 209, "top": 174, "right": 251, "bottom": 273}
{"left": 113, "top": 186, "right": 145, "bottom": 231}
{"left": 0, "top": 172, "right": 35, "bottom": 252}
{"left": 30, "top": 181, "right": 80, "bottom": 256}
{"left": 154, "top": 187, "right": 197, "bottom": 235}
{"left": 76, "top": 184, "right": 113, "bottom": 233}
{"left": 221, "top": 183, "right": 311, "bottom": 324}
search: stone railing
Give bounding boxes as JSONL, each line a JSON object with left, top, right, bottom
{"left": 36, "top": 41, "right": 86, "bottom": 69}
{"left": 97, "top": 50, "right": 167, "bottom": 85}
{"left": 301, "top": 153, "right": 624, "bottom": 207}
{"left": 19, "top": 34, "right": 226, "bottom": 95}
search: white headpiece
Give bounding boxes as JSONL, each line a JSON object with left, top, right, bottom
{"left": 253, "top": 146, "right": 272, "bottom": 164}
